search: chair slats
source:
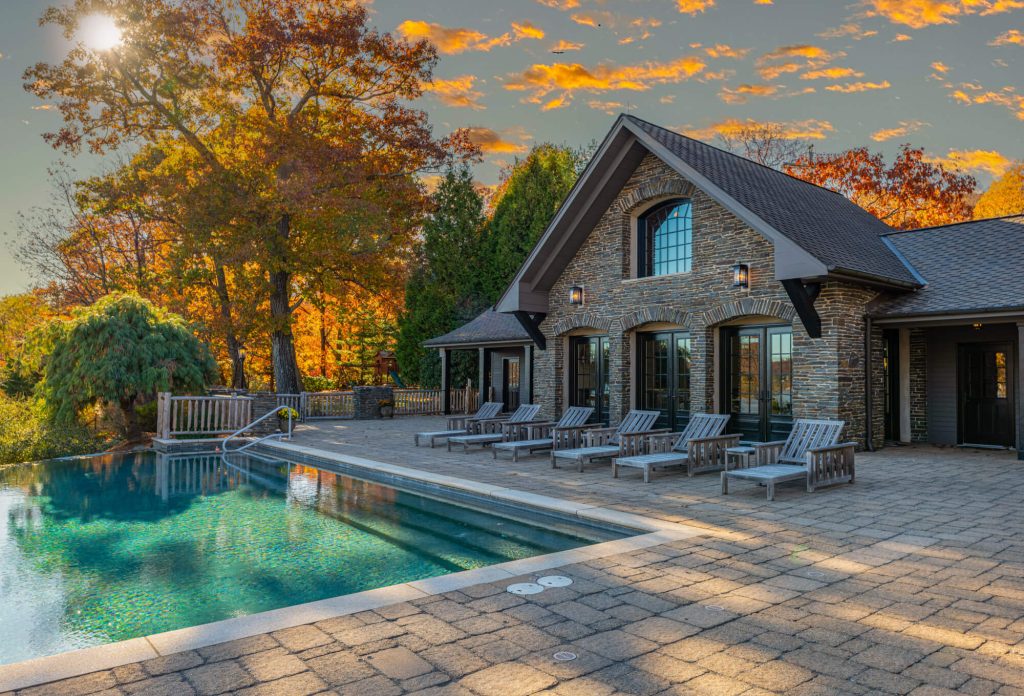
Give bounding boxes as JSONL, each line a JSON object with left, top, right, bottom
{"left": 777, "top": 419, "right": 844, "bottom": 464}
{"left": 558, "top": 406, "right": 593, "bottom": 428}
{"left": 673, "top": 413, "right": 730, "bottom": 452}
{"left": 505, "top": 404, "right": 542, "bottom": 424}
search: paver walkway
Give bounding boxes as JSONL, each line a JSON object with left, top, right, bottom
{"left": 10, "top": 417, "right": 1024, "bottom": 696}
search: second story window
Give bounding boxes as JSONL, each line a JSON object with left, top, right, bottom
{"left": 638, "top": 199, "right": 693, "bottom": 277}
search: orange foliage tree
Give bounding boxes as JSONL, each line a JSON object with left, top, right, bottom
{"left": 784, "top": 145, "right": 976, "bottom": 230}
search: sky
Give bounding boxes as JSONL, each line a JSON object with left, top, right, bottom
{"left": 0, "top": 0, "right": 1022, "bottom": 296}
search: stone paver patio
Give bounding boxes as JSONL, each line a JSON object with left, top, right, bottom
{"left": 9, "top": 416, "right": 1024, "bottom": 696}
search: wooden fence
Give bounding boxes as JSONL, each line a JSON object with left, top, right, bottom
{"left": 302, "top": 391, "right": 355, "bottom": 420}
{"left": 156, "top": 393, "right": 253, "bottom": 439}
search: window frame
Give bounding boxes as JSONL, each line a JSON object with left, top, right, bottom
{"left": 636, "top": 198, "right": 693, "bottom": 279}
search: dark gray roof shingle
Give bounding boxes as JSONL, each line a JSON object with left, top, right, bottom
{"left": 626, "top": 115, "right": 920, "bottom": 287}
{"left": 423, "top": 309, "right": 531, "bottom": 347}
{"left": 873, "top": 215, "right": 1024, "bottom": 317}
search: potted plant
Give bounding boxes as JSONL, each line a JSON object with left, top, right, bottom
{"left": 277, "top": 406, "right": 300, "bottom": 433}
{"left": 378, "top": 399, "right": 395, "bottom": 419}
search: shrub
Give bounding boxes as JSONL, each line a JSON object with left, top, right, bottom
{"left": 0, "top": 394, "right": 102, "bottom": 465}
{"left": 302, "top": 375, "right": 336, "bottom": 392}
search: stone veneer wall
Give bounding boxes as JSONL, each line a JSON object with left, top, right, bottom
{"left": 909, "top": 329, "right": 928, "bottom": 442}
{"left": 531, "top": 152, "right": 883, "bottom": 448}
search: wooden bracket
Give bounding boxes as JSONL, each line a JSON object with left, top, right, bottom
{"left": 781, "top": 280, "right": 822, "bottom": 339}
{"left": 513, "top": 311, "right": 547, "bottom": 351}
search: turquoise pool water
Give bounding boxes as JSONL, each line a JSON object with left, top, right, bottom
{"left": 0, "top": 451, "right": 618, "bottom": 665}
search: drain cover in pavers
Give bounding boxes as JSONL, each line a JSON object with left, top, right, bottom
{"left": 537, "top": 575, "right": 573, "bottom": 588}
{"left": 552, "top": 651, "right": 577, "bottom": 661}
{"left": 507, "top": 582, "right": 545, "bottom": 595}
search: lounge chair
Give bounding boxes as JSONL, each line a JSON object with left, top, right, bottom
{"left": 721, "top": 419, "right": 855, "bottom": 500}
{"left": 612, "top": 414, "right": 737, "bottom": 483}
{"left": 447, "top": 404, "right": 543, "bottom": 452}
{"left": 551, "top": 410, "right": 664, "bottom": 472}
{"left": 413, "top": 402, "right": 504, "bottom": 447}
{"left": 491, "top": 406, "right": 595, "bottom": 462}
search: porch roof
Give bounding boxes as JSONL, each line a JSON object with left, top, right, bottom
{"left": 872, "top": 215, "right": 1024, "bottom": 320}
{"left": 423, "top": 309, "right": 531, "bottom": 349}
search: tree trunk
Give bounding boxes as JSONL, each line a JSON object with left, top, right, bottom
{"left": 319, "top": 303, "right": 328, "bottom": 378}
{"left": 269, "top": 215, "right": 302, "bottom": 394}
{"left": 213, "top": 261, "right": 247, "bottom": 390}
{"left": 120, "top": 397, "right": 141, "bottom": 440}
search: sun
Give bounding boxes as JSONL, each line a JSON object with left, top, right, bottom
{"left": 78, "top": 14, "right": 123, "bottom": 51}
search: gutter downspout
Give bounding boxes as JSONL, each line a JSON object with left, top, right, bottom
{"left": 865, "top": 314, "right": 875, "bottom": 452}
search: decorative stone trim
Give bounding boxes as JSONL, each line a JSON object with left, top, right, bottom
{"left": 613, "top": 178, "right": 695, "bottom": 214}
{"left": 616, "top": 307, "right": 690, "bottom": 332}
{"left": 701, "top": 298, "right": 795, "bottom": 327}
{"left": 549, "top": 312, "right": 614, "bottom": 337}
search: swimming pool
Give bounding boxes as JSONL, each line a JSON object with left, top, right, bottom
{"left": 0, "top": 450, "right": 625, "bottom": 666}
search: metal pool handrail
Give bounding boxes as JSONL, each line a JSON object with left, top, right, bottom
{"left": 220, "top": 406, "right": 294, "bottom": 461}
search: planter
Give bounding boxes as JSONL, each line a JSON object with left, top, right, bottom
{"left": 379, "top": 405, "right": 395, "bottom": 419}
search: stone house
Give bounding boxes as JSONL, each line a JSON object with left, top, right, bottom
{"left": 428, "top": 115, "right": 1024, "bottom": 458}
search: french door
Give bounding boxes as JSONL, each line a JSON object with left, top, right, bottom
{"left": 723, "top": 325, "right": 793, "bottom": 442}
{"left": 569, "top": 336, "right": 609, "bottom": 424}
{"left": 959, "top": 342, "right": 1014, "bottom": 447}
{"left": 638, "top": 331, "right": 691, "bottom": 431}
{"left": 502, "top": 357, "right": 521, "bottom": 411}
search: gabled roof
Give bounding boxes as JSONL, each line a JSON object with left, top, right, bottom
{"left": 497, "top": 114, "right": 920, "bottom": 314}
{"left": 872, "top": 215, "right": 1024, "bottom": 318}
{"left": 423, "top": 309, "right": 531, "bottom": 348}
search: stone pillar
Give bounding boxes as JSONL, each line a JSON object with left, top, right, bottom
{"left": 440, "top": 349, "right": 451, "bottom": 414}
{"left": 523, "top": 344, "right": 533, "bottom": 405}
{"left": 1017, "top": 322, "right": 1024, "bottom": 460}
{"left": 909, "top": 329, "right": 928, "bottom": 442}
{"left": 353, "top": 385, "right": 394, "bottom": 420}
{"left": 608, "top": 327, "right": 630, "bottom": 425}
{"left": 250, "top": 393, "right": 281, "bottom": 435}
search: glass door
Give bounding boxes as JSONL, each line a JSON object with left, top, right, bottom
{"left": 502, "top": 357, "right": 520, "bottom": 411}
{"left": 724, "top": 325, "right": 793, "bottom": 442}
{"left": 638, "top": 331, "right": 691, "bottom": 431}
{"left": 569, "top": 336, "right": 609, "bottom": 424}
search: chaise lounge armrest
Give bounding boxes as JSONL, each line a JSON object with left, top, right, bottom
{"left": 806, "top": 441, "right": 857, "bottom": 487}
{"left": 582, "top": 426, "right": 619, "bottom": 447}
{"left": 646, "top": 432, "right": 680, "bottom": 453}
{"left": 521, "top": 421, "right": 558, "bottom": 439}
{"left": 551, "top": 422, "right": 595, "bottom": 450}
{"left": 615, "top": 428, "right": 671, "bottom": 457}
{"left": 752, "top": 439, "right": 788, "bottom": 465}
{"left": 502, "top": 418, "right": 548, "bottom": 440}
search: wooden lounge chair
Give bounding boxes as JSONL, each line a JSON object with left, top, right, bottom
{"left": 612, "top": 414, "right": 737, "bottom": 483}
{"left": 413, "top": 402, "right": 504, "bottom": 447}
{"left": 720, "top": 419, "right": 855, "bottom": 500}
{"left": 551, "top": 410, "right": 664, "bottom": 472}
{"left": 491, "top": 406, "right": 595, "bottom": 462}
{"left": 447, "top": 404, "right": 543, "bottom": 452}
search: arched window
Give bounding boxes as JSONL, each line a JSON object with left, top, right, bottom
{"left": 638, "top": 199, "right": 692, "bottom": 277}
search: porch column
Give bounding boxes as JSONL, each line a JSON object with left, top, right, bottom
{"left": 523, "top": 344, "right": 533, "bottom": 406}
{"left": 478, "top": 347, "right": 487, "bottom": 403}
{"left": 440, "top": 348, "right": 451, "bottom": 415}
{"left": 1018, "top": 322, "right": 1024, "bottom": 460}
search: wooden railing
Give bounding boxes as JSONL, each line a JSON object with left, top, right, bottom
{"left": 302, "top": 391, "right": 355, "bottom": 419}
{"left": 275, "top": 393, "right": 303, "bottom": 420}
{"left": 156, "top": 393, "right": 252, "bottom": 439}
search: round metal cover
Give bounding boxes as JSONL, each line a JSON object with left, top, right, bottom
{"left": 705, "top": 604, "right": 725, "bottom": 612}
{"left": 537, "top": 575, "right": 573, "bottom": 588}
{"left": 507, "top": 582, "right": 545, "bottom": 595}
{"left": 553, "top": 651, "right": 578, "bottom": 662}
{"left": 807, "top": 570, "right": 826, "bottom": 578}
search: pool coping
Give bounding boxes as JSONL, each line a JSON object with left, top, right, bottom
{"left": 0, "top": 441, "right": 706, "bottom": 693}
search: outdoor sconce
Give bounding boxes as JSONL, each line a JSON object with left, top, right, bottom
{"left": 568, "top": 285, "right": 585, "bottom": 305}
{"left": 732, "top": 263, "right": 750, "bottom": 289}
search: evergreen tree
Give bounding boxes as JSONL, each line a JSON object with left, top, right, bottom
{"left": 479, "top": 144, "right": 582, "bottom": 303}
{"left": 397, "top": 165, "right": 487, "bottom": 387}
{"left": 39, "top": 294, "right": 217, "bottom": 437}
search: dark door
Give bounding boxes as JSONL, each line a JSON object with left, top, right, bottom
{"left": 502, "top": 357, "right": 520, "bottom": 411}
{"left": 959, "top": 342, "right": 1014, "bottom": 447}
{"left": 723, "top": 325, "right": 794, "bottom": 442}
{"left": 883, "top": 329, "right": 901, "bottom": 441}
{"left": 638, "top": 331, "right": 691, "bottom": 431}
{"left": 569, "top": 336, "right": 609, "bottom": 424}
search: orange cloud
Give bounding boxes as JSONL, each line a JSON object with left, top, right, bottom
{"left": 864, "top": 0, "right": 1024, "bottom": 28}
{"left": 512, "top": 21, "right": 545, "bottom": 40}
{"left": 719, "top": 83, "right": 781, "bottom": 103}
{"left": 505, "top": 56, "right": 707, "bottom": 107}
{"left": 931, "top": 61, "right": 950, "bottom": 73}
{"left": 818, "top": 23, "right": 879, "bottom": 39}
{"left": 758, "top": 61, "right": 804, "bottom": 80}
{"left": 703, "top": 43, "right": 750, "bottom": 59}
{"left": 570, "top": 12, "right": 606, "bottom": 28}
{"left": 396, "top": 21, "right": 510, "bottom": 54}
{"left": 759, "top": 44, "right": 833, "bottom": 62}
{"left": 756, "top": 44, "right": 842, "bottom": 80}
{"left": 535, "top": 0, "right": 580, "bottom": 8}
{"left": 801, "top": 67, "right": 865, "bottom": 80}
{"left": 587, "top": 99, "right": 625, "bottom": 114}
{"left": 870, "top": 120, "right": 929, "bottom": 141}
{"left": 948, "top": 84, "right": 1024, "bottom": 119}
{"left": 980, "top": 0, "right": 1024, "bottom": 15}
{"left": 684, "top": 118, "right": 834, "bottom": 140}
{"left": 825, "top": 80, "right": 892, "bottom": 92}
{"left": 550, "top": 39, "right": 585, "bottom": 52}
{"left": 465, "top": 127, "right": 531, "bottom": 154}
{"left": 925, "top": 149, "right": 1013, "bottom": 176}
{"left": 991, "top": 29, "right": 1024, "bottom": 45}
{"left": 754, "top": 0, "right": 774, "bottom": 4}
{"left": 893, "top": 33, "right": 913, "bottom": 41}
{"left": 678, "top": 0, "right": 715, "bottom": 13}
{"left": 423, "top": 75, "right": 485, "bottom": 110}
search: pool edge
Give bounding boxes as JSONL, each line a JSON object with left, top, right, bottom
{"left": 0, "top": 442, "right": 705, "bottom": 693}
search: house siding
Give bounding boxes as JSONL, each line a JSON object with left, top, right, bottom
{"left": 532, "top": 152, "right": 880, "bottom": 447}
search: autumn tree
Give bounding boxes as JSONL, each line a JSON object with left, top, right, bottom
{"left": 784, "top": 145, "right": 976, "bottom": 230}
{"left": 717, "top": 122, "right": 809, "bottom": 170}
{"left": 975, "top": 163, "right": 1024, "bottom": 219}
{"left": 25, "top": 0, "right": 471, "bottom": 394}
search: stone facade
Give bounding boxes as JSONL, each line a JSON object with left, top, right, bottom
{"left": 353, "top": 386, "right": 394, "bottom": 420}
{"left": 909, "top": 329, "right": 929, "bottom": 442}
{"left": 532, "top": 153, "right": 883, "bottom": 447}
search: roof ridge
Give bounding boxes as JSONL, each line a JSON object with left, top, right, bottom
{"left": 882, "top": 213, "right": 1024, "bottom": 236}
{"left": 622, "top": 114, "right": 859, "bottom": 203}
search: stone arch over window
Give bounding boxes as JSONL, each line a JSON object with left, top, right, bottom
{"left": 700, "top": 297, "right": 795, "bottom": 327}
{"left": 613, "top": 178, "right": 695, "bottom": 215}
{"left": 549, "top": 312, "right": 614, "bottom": 337}
{"left": 615, "top": 307, "right": 690, "bottom": 333}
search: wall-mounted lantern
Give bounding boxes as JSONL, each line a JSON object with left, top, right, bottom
{"left": 568, "top": 285, "right": 585, "bottom": 306}
{"left": 732, "top": 263, "right": 750, "bottom": 289}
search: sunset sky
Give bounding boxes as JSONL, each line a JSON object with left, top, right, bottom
{"left": 1, "top": 0, "right": 1022, "bottom": 295}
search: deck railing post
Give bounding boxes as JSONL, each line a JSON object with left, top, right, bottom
{"left": 157, "top": 392, "right": 171, "bottom": 439}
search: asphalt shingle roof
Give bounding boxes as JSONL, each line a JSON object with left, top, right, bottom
{"left": 626, "top": 115, "right": 920, "bottom": 287}
{"left": 873, "top": 215, "right": 1024, "bottom": 318}
{"left": 423, "top": 309, "right": 531, "bottom": 347}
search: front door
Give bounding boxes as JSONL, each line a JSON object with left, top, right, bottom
{"left": 638, "top": 331, "right": 691, "bottom": 431}
{"left": 959, "top": 342, "right": 1014, "bottom": 447}
{"left": 569, "top": 336, "right": 609, "bottom": 424}
{"left": 723, "top": 325, "right": 794, "bottom": 442}
{"left": 502, "top": 357, "right": 520, "bottom": 411}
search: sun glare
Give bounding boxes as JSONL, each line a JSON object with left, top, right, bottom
{"left": 79, "top": 14, "right": 123, "bottom": 51}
